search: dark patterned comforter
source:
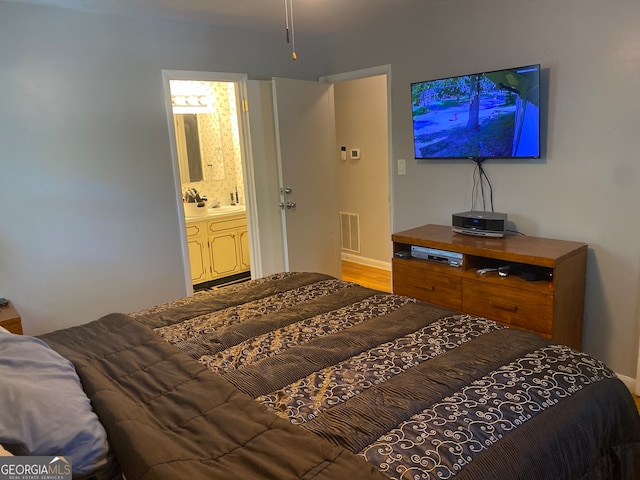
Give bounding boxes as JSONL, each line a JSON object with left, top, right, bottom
{"left": 43, "top": 272, "right": 640, "bottom": 479}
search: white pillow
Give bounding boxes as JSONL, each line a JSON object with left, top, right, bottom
{"left": 0, "top": 334, "right": 110, "bottom": 475}
{"left": 0, "top": 326, "right": 10, "bottom": 334}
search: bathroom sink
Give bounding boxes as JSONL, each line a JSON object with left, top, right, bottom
{"left": 184, "top": 203, "right": 209, "bottom": 217}
{"left": 208, "top": 205, "right": 246, "bottom": 215}
{"left": 185, "top": 204, "right": 246, "bottom": 219}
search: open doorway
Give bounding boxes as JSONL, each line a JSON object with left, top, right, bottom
{"left": 242, "top": 68, "right": 392, "bottom": 287}
{"left": 163, "top": 71, "right": 258, "bottom": 293}
{"left": 322, "top": 66, "right": 392, "bottom": 291}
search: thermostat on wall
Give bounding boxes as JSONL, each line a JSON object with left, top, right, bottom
{"left": 349, "top": 148, "right": 361, "bottom": 160}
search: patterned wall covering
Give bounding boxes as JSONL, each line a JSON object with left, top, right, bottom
{"left": 172, "top": 81, "right": 245, "bottom": 206}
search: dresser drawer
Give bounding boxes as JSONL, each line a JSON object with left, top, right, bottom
{"left": 186, "top": 222, "right": 206, "bottom": 238}
{"left": 462, "top": 279, "right": 553, "bottom": 336}
{"left": 0, "top": 302, "right": 23, "bottom": 335}
{"left": 0, "top": 318, "right": 23, "bottom": 335}
{"left": 208, "top": 216, "right": 246, "bottom": 234}
{"left": 393, "top": 262, "right": 461, "bottom": 310}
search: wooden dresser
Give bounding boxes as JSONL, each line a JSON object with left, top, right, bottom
{"left": 0, "top": 301, "right": 23, "bottom": 334}
{"left": 392, "top": 224, "right": 587, "bottom": 349}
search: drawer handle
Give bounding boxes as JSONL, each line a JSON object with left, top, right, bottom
{"left": 417, "top": 285, "right": 435, "bottom": 292}
{"left": 490, "top": 300, "right": 518, "bottom": 312}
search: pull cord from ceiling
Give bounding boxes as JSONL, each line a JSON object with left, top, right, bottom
{"left": 284, "top": 0, "right": 297, "bottom": 60}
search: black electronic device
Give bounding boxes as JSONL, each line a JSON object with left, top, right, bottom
{"left": 0, "top": 298, "right": 8, "bottom": 307}
{"left": 452, "top": 211, "right": 507, "bottom": 237}
{"left": 410, "top": 245, "right": 463, "bottom": 267}
{"left": 411, "top": 64, "right": 541, "bottom": 160}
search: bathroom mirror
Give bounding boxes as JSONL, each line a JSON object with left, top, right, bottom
{"left": 174, "top": 113, "right": 204, "bottom": 183}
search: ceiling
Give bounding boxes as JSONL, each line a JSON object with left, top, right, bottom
{"left": 5, "top": 0, "right": 442, "bottom": 35}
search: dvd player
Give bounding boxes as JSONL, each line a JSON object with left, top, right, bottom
{"left": 410, "top": 246, "right": 463, "bottom": 267}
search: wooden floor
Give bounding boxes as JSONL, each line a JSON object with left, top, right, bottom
{"left": 341, "top": 260, "right": 392, "bottom": 293}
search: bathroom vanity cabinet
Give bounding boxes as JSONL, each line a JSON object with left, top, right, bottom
{"left": 186, "top": 212, "right": 250, "bottom": 284}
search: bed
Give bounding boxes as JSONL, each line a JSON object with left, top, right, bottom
{"left": 2, "top": 272, "right": 639, "bottom": 479}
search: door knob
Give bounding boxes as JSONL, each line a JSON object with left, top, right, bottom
{"left": 284, "top": 186, "right": 293, "bottom": 194}
{"left": 286, "top": 201, "right": 296, "bottom": 209}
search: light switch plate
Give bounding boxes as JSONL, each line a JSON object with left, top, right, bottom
{"left": 398, "top": 158, "right": 406, "bottom": 175}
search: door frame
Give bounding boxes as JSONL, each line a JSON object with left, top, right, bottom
{"left": 319, "top": 64, "right": 394, "bottom": 264}
{"left": 161, "top": 70, "right": 262, "bottom": 294}
{"left": 636, "top": 334, "right": 640, "bottom": 394}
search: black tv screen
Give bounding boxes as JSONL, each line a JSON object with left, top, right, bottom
{"left": 411, "top": 64, "right": 541, "bottom": 160}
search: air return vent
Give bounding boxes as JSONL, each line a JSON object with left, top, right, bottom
{"left": 339, "top": 212, "right": 360, "bottom": 253}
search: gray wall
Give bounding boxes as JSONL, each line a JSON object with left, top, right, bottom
{"left": 0, "top": 2, "right": 319, "bottom": 334}
{"left": 318, "top": 0, "right": 640, "bottom": 378}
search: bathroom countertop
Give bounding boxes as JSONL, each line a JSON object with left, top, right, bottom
{"left": 185, "top": 205, "right": 246, "bottom": 223}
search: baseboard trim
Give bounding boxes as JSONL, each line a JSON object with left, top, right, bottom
{"left": 341, "top": 253, "right": 391, "bottom": 271}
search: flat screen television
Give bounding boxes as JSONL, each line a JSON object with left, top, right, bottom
{"left": 411, "top": 64, "right": 541, "bottom": 160}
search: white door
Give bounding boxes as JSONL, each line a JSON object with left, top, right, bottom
{"left": 272, "top": 78, "right": 341, "bottom": 278}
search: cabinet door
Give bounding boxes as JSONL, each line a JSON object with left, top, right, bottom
{"left": 239, "top": 229, "right": 251, "bottom": 271}
{"left": 187, "top": 223, "right": 210, "bottom": 283}
{"left": 209, "top": 231, "right": 240, "bottom": 278}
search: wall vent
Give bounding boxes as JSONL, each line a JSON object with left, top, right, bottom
{"left": 339, "top": 212, "right": 360, "bottom": 253}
